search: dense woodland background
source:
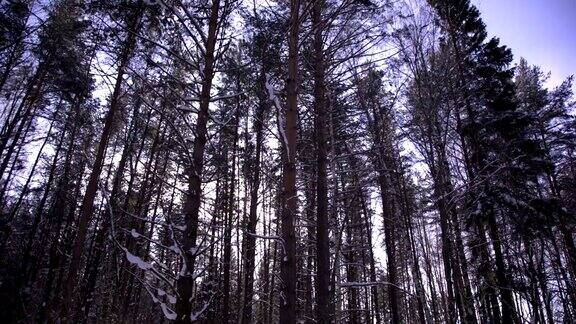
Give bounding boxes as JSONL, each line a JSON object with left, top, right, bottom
{"left": 0, "top": 0, "right": 575, "bottom": 323}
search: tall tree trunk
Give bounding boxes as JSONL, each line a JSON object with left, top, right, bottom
{"left": 222, "top": 92, "right": 241, "bottom": 324}
{"left": 79, "top": 97, "right": 143, "bottom": 321}
{"left": 279, "top": 0, "right": 300, "bottom": 322}
{"left": 174, "top": 0, "right": 220, "bottom": 321}
{"left": 359, "top": 187, "right": 381, "bottom": 324}
{"left": 19, "top": 103, "right": 71, "bottom": 283}
{"left": 312, "top": 0, "right": 332, "bottom": 321}
{"left": 57, "top": 9, "right": 141, "bottom": 319}
{"left": 240, "top": 67, "right": 267, "bottom": 324}
{"left": 488, "top": 214, "right": 518, "bottom": 323}
{"left": 0, "top": 66, "right": 46, "bottom": 173}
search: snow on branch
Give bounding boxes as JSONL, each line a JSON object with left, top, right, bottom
{"left": 141, "top": 280, "right": 177, "bottom": 321}
{"left": 191, "top": 297, "right": 214, "bottom": 321}
{"left": 247, "top": 231, "right": 287, "bottom": 260}
{"left": 124, "top": 248, "right": 153, "bottom": 270}
{"left": 265, "top": 73, "right": 289, "bottom": 157}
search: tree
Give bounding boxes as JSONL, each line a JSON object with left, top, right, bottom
{"left": 0, "top": 0, "right": 574, "bottom": 322}
{"left": 278, "top": 0, "right": 300, "bottom": 322}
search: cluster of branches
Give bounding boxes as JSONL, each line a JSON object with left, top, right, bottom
{"left": 0, "top": 0, "right": 575, "bottom": 323}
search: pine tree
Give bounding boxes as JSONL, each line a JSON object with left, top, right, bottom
{"left": 0, "top": 0, "right": 574, "bottom": 322}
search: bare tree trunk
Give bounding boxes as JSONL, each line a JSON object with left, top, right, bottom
{"left": 57, "top": 9, "right": 141, "bottom": 320}
{"left": 19, "top": 103, "right": 71, "bottom": 282}
{"left": 222, "top": 88, "right": 241, "bottom": 324}
{"left": 0, "top": 101, "right": 58, "bottom": 256}
{"left": 359, "top": 187, "right": 381, "bottom": 324}
{"left": 241, "top": 66, "right": 267, "bottom": 324}
{"left": 488, "top": 213, "right": 518, "bottom": 323}
{"left": 175, "top": 0, "right": 221, "bottom": 321}
{"left": 79, "top": 97, "right": 143, "bottom": 321}
{"left": 278, "top": 0, "right": 300, "bottom": 322}
{"left": 303, "top": 176, "right": 316, "bottom": 323}
{"left": 312, "top": 0, "right": 332, "bottom": 321}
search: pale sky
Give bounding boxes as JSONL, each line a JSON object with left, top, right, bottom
{"left": 473, "top": 0, "right": 576, "bottom": 88}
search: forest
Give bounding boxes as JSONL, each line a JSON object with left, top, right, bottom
{"left": 0, "top": 0, "right": 575, "bottom": 322}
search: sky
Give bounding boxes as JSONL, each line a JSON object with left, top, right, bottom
{"left": 473, "top": 0, "right": 576, "bottom": 88}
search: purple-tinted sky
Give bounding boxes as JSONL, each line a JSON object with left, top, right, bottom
{"left": 473, "top": 0, "right": 576, "bottom": 88}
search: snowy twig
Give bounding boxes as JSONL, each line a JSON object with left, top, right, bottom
{"left": 265, "top": 73, "right": 289, "bottom": 157}
{"left": 247, "top": 231, "right": 286, "bottom": 257}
